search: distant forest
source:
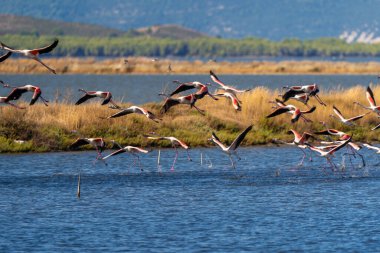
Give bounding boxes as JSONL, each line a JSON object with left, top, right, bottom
{"left": 2, "top": 34, "right": 380, "bottom": 58}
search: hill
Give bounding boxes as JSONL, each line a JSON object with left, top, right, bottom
{"left": 1, "top": 0, "right": 380, "bottom": 40}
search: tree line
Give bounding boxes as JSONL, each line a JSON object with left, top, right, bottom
{"left": 2, "top": 34, "right": 380, "bottom": 58}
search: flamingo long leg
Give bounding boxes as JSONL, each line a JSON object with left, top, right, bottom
{"left": 314, "top": 94, "right": 326, "bottom": 106}
{"left": 35, "top": 58, "right": 56, "bottom": 74}
{"left": 297, "top": 148, "right": 306, "bottom": 167}
{"left": 228, "top": 154, "right": 235, "bottom": 169}
{"left": 192, "top": 105, "right": 205, "bottom": 115}
{"left": 171, "top": 147, "right": 178, "bottom": 171}
{"left": 186, "top": 150, "right": 192, "bottom": 161}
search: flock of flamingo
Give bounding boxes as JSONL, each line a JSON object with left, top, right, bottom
{"left": 2, "top": 38, "right": 380, "bottom": 175}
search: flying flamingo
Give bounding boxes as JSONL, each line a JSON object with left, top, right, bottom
{"left": 106, "top": 105, "right": 161, "bottom": 123}
{"left": 330, "top": 105, "right": 369, "bottom": 126}
{"left": 210, "top": 70, "right": 251, "bottom": 95}
{"left": 209, "top": 125, "right": 253, "bottom": 168}
{"left": 0, "top": 39, "right": 59, "bottom": 74}
{"left": 0, "top": 51, "right": 12, "bottom": 63}
{"left": 213, "top": 91, "right": 242, "bottom": 111}
{"left": 1, "top": 80, "right": 49, "bottom": 106}
{"left": 160, "top": 94, "right": 204, "bottom": 115}
{"left": 168, "top": 80, "right": 218, "bottom": 100}
{"left": 273, "top": 129, "right": 314, "bottom": 166}
{"left": 75, "top": 89, "right": 118, "bottom": 106}
{"left": 282, "top": 84, "right": 326, "bottom": 106}
{"left": 306, "top": 136, "right": 352, "bottom": 169}
{"left": 266, "top": 99, "right": 316, "bottom": 123}
{"left": 353, "top": 86, "right": 380, "bottom": 115}
{"left": 102, "top": 140, "right": 150, "bottom": 171}
{"left": 144, "top": 135, "right": 191, "bottom": 171}
{"left": 70, "top": 138, "right": 106, "bottom": 160}
{"left": 287, "top": 93, "right": 310, "bottom": 108}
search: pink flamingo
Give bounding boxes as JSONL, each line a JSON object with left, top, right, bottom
{"left": 1, "top": 81, "right": 48, "bottom": 106}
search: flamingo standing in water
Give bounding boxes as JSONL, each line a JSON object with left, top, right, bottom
{"left": 282, "top": 84, "right": 326, "bottom": 106}
{"left": 75, "top": 89, "right": 118, "bottom": 106}
{"left": 209, "top": 125, "right": 253, "bottom": 168}
{"left": 0, "top": 51, "right": 12, "bottom": 62}
{"left": 102, "top": 140, "right": 150, "bottom": 171}
{"left": 1, "top": 81, "right": 49, "bottom": 106}
{"left": 106, "top": 105, "right": 161, "bottom": 123}
{"left": 0, "top": 39, "right": 59, "bottom": 74}
{"left": 70, "top": 138, "right": 106, "bottom": 160}
{"left": 160, "top": 94, "right": 204, "bottom": 115}
{"left": 329, "top": 105, "right": 369, "bottom": 126}
{"left": 266, "top": 99, "right": 316, "bottom": 123}
{"left": 213, "top": 91, "right": 242, "bottom": 111}
{"left": 144, "top": 135, "right": 191, "bottom": 171}
{"left": 210, "top": 70, "right": 251, "bottom": 94}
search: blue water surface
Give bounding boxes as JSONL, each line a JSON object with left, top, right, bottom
{"left": 0, "top": 146, "right": 379, "bottom": 252}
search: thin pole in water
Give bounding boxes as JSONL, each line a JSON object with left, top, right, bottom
{"left": 77, "top": 170, "right": 81, "bottom": 199}
{"left": 157, "top": 149, "right": 161, "bottom": 166}
{"left": 201, "top": 152, "right": 203, "bottom": 166}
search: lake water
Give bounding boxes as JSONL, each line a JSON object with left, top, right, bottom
{"left": 1, "top": 146, "right": 380, "bottom": 252}
{"left": 0, "top": 74, "right": 378, "bottom": 105}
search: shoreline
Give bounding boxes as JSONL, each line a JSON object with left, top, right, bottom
{"left": 1, "top": 57, "right": 380, "bottom": 75}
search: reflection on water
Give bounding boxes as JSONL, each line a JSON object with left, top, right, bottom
{"left": 1, "top": 146, "right": 380, "bottom": 252}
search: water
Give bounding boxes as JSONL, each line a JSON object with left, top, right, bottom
{"left": 1, "top": 146, "right": 380, "bottom": 252}
{"left": 0, "top": 74, "right": 379, "bottom": 105}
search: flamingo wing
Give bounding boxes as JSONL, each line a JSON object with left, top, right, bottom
{"left": 328, "top": 136, "right": 352, "bottom": 155}
{"left": 75, "top": 94, "right": 96, "bottom": 105}
{"left": 366, "top": 86, "right": 376, "bottom": 107}
{"left": 266, "top": 107, "right": 291, "bottom": 118}
{"left": 101, "top": 92, "right": 112, "bottom": 105}
{"left": 69, "top": 138, "right": 90, "bottom": 149}
{"left": 161, "top": 98, "right": 180, "bottom": 113}
{"left": 282, "top": 89, "right": 304, "bottom": 102}
{"left": 34, "top": 39, "right": 59, "bottom": 54}
{"left": 128, "top": 146, "right": 150, "bottom": 153}
{"left": 6, "top": 88, "right": 27, "bottom": 101}
{"left": 102, "top": 149, "right": 127, "bottom": 160}
{"left": 211, "top": 132, "right": 227, "bottom": 150}
{"left": 170, "top": 83, "right": 195, "bottom": 96}
{"left": 332, "top": 105, "right": 346, "bottom": 121}
{"left": 107, "top": 108, "right": 134, "bottom": 118}
{"left": 0, "top": 51, "right": 12, "bottom": 62}
{"left": 30, "top": 89, "right": 41, "bottom": 105}
{"left": 228, "top": 125, "right": 253, "bottom": 151}
{"left": 210, "top": 70, "right": 227, "bottom": 88}
{"left": 346, "top": 113, "right": 367, "bottom": 122}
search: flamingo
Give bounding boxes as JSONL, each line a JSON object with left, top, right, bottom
{"left": 0, "top": 51, "right": 12, "bottom": 63}
{"left": 266, "top": 99, "right": 316, "bottom": 123}
{"left": 353, "top": 86, "right": 380, "bottom": 115}
{"left": 144, "top": 135, "right": 191, "bottom": 171}
{"left": 1, "top": 81, "right": 48, "bottom": 106}
{"left": 102, "top": 140, "right": 150, "bottom": 171}
{"left": 209, "top": 125, "right": 253, "bottom": 168}
{"left": 106, "top": 105, "right": 161, "bottom": 123}
{"left": 287, "top": 93, "right": 310, "bottom": 107}
{"left": 168, "top": 80, "right": 218, "bottom": 100}
{"left": 272, "top": 129, "right": 314, "bottom": 166}
{"left": 363, "top": 143, "right": 380, "bottom": 153}
{"left": 0, "top": 39, "right": 58, "bottom": 74}
{"left": 69, "top": 138, "right": 106, "bottom": 160}
{"left": 330, "top": 105, "right": 369, "bottom": 126}
{"left": 160, "top": 94, "right": 204, "bottom": 115}
{"left": 210, "top": 70, "right": 251, "bottom": 95}
{"left": 75, "top": 89, "right": 118, "bottom": 106}
{"left": 0, "top": 94, "right": 25, "bottom": 109}
{"left": 282, "top": 84, "right": 326, "bottom": 106}
{"left": 213, "top": 91, "right": 242, "bottom": 111}
{"left": 306, "top": 136, "right": 352, "bottom": 169}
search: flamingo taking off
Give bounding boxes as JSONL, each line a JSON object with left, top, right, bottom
{"left": 213, "top": 91, "right": 242, "bottom": 111}
{"left": 106, "top": 105, "right": 161, "bottom": 123}
{"left": 70, "top": 138, "right": 106, "bottom": 160}
{"left": 266, "top": 99, "right": 316, "bottom": 123}
{"left": 0, "top": 51, "right": 12, "bottom": 63}
{"left": 353, "top": 86, "right": 380, "bottom": 115}
{"left": 210, "top": 70, "right": 251, "bottom": 95}
{"left": 102, "top": 140, "right": 150, "bottom": 171}
{"left": 282, "top": 84, "right": 326, "bottom": 106}
{"left": 144, "top": 135, "right": 191, "bottom": 171}
{"left": 160, "top": 94, "right": 204, "bottom": 115}
{"left": 75, "top": 89, "right": 118, "bottom": 106}
{"left": 1, "top": 81, "right": 48, "bottom": 106}
{"left": 210, "top": 125, "right": 253, "bottom": 168}
{"left": 330, "top": 105, "right": 368, "bottom": 126}
{"left": 0, "top": 39, "right": 58, "bottom": 74}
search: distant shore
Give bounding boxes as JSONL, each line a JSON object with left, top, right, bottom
{"left": 2, "top": 57, "right": 380, "bottom": 74}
